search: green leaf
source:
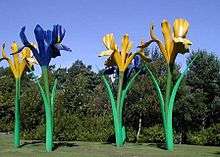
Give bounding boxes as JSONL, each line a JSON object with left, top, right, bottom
{"left": 122, "top": 126, "right": 126, "bottom": 143}
{"left": 37, "top": 80, "right": 48, "bottom": 106}
{"left": 145, "top": 65, "right": 165, "bottom": 117}
{"left": 168, "top": 55, "right": 199, "bottom": 114}
{"left": 124, "top": 70, "right": 141, "bottom": 95}
{"left": 120, "top": 70, "right": 141, "bottom": 119}
{"left": 51, "top": 79, "right": 58, "bottom": 114}
{"left": 102, "top": 75, "right": 117, "bottom": 118}
{"left": 26, "top": 65, "right": 48, "bottom": 107}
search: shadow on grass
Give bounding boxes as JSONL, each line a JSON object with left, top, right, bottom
{"left": 20, "top": 140, "right": 43, "bottom": 147}
{"left": 53, "top": 142, "right": 79, "bottom": 150}
{"left": 213, "top": 151, "right": 220, "bottom": 155}
{"left": 148, "top": 143, "right": 166, "bottom": 150}
{"left": 20, "top": 140, "right": 79, "bottom": 151}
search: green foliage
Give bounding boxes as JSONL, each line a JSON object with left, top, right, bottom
{"left": 186, "top": 51, "right": 220, "bottom": 128}
{"left": 22, "top": 114, "right": 114, "bottom": 142}
{"left": 57, "top": 114, "right": 114, "bottom": 142}
{"left": 138, "top": 124, "right": 165, "bottom": 143}
{"left": 0, "top": 50, "right": 220, "bottom": 146}
{"left": 138, "top": 125, "right": 181, "bottom": 144}
{"left": 187, "top": 123, "right": 220, "bottom": 146}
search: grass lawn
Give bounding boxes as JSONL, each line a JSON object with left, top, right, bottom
{"left": 0, "top": 134, "right": 220, "bottom": 157}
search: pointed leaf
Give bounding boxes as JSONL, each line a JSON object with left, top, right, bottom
{"left": 119, "top": 70, "right": 141, "bottom": 119}
{"left": 102, "top": 75, "right": 117, "bottom": 116}
{"left": 145, "top": 65, "right": 166, "bottom": 125}
{"left": 124, "top": 70, "right": 141, "bottom": 94}
{"left": 145, "top": 65, "right": 165, "bottom": 109}
{"left": 122, "top": 126, "right": 126, "bottom": 143}
{"left": 51, "top": 79, "right": 58, "bottom": 114}
{"left": 26, "top": 65, "right": 48, "bottom": 105}
{"left": 168, "top": 55, "right": 198, "bottom": 114}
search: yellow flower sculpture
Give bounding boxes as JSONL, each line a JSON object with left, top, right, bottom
{"left": 0, "top": 42, "right": 37, "bottom": 148}
{"left": 1, "top": 42, "right": 36, "bottom": 78}
{"left": 139, "top": 18, "right": 196, "bottom": 151}
{"left": 149, "top": 18, "right": 192, "bottom": 64}
{"left": 99, "top": 33, "right": 149, "bottom": 72}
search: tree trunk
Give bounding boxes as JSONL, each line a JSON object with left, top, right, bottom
{"left": 136, "top": 113, "right": 142, "bottom": 142}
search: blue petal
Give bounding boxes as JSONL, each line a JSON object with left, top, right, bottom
{"left": 34, "top": 24, "right": 52, "bottom": 66}
{"left": 134, "top": 55, "right": 140, "bottom": 68}
{"left": 34, "top": 24, "right": 46, "bottom": 54}
{"left": 125, "top": 66, "right": 134, "bottom": 79}
{"left": 20, "top": 26, "right": 31, "bottom": 46}
{"left": 57, "top": 25, "right": 64, "bottom": 42}
{"left": 44, "top": 30, "right": 52, "bottom": 45}
{"left": 60, "top": 28, "right": 66, "bottom": 42}
{"left": 52, "top": 25, "right": 58, "bottom": 44}
{"left": 58, "top": 25, "right": 62, "bottom": 38}
{"left": 50, "top": 46, "right": 61, "bottom": 58}
{"left": 20, "top": 26, "right": 40, "bottom": 62}
{"left": 55, "top": 44, "right": 72, "bottom": 52}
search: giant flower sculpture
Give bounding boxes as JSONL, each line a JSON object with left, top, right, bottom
{"left": 99, "top": 33, "right": 150, "bottom": 147}
{"left": 140, "top": 18, "right": 197, "bottom": 151}
{"left": 0, "top": 42, "right": 35, "bottom": 148}
{"left": 19, "top": 24, "right": 71, "bottom": 152}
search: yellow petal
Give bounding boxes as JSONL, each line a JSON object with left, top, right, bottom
{"left": 21, "top": 47, "right": 31, "bottom": 59}
{"left": 19, "top": 47, "right": 38, "bottom": 76}
{"left": 173, "top": 37, "right": 192, "bottom": 46}
{"left": 1, "top": 44, "right": 18, "bottom": 78}
{"left": 103, "top": 33, "right": 118, "bottom": 51}
{"left": 123, "top": 53, "right": 136, "bottom": 72}
{"left": 161, "top": 20, "right": 174, "bottom": 63}
{"left": 121, "top": 34, "right": 132, "bottom": 65}
{"left": 173, "top": 38, "right": 192, "bottom": 54}
{"left": 11, "top": 42, "right": 20, "bottom": 70}
{"left": 173, "top": 18, "right": 189, "bottom": 38}
{"left": 18, "top": 60, "right": 26, "bottom": 77}
{"left": 2, "top": 44, "right": 8, "bottom": 59}
{"left": 150, "top": 24, "right": 169, "bottom": 63}
{"left": 98, "top": 50, "right": 114, "bottom": 57}
{"left": 26, "top": 57, "right": 38, "bottom": 65}
{"left": 113, "top": 50, "right": 122, "bottom": 70}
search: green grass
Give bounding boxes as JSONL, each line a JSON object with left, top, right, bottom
{"left": 0, "top": 134, "right": 220, "bottom": 157}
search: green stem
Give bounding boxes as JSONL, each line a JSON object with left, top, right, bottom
{"left": 164, "top": 65, "right": 174, "bottom": 151}
{"left": 51, "top": 79, "right": 57, "bottom": 144}
{"left": 41, "top": 66, "right": 53, "bottom": 152}
{"left": 14, "top": 78, "right": 21, "bottom": 148}
{"left": 144, "top": 65, "right": 167, "bottom": 132}
{"left": 166, "top": 109, "right": 174, "bottom": 151}
{"left": 102, "top": 75, "right": 120, "bottom": 146}
{"left": 165, "top": 66, "right": 172, "bottom": 115}
{"left": 42, "top": 66, "right": 51, "bottom": 105}
{"left": 116, "top": 72, "right": 124, "bottom": 147}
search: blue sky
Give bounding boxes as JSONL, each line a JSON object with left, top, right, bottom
{"left": 0, "top": 0, "right": 220, "bottom": 72}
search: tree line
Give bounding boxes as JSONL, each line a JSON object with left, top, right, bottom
{"left": 0, "top": 49, "right": 219, "bottom": 145}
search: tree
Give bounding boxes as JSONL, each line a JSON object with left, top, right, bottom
{"left": 186, "top": 50, "right": 220, "bottom": 128}
{"left": 62, "top": 60, "right": 99, "bottom": 115}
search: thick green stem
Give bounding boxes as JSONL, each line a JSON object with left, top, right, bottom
{"left": 164, "top": 65, "right": 174, "bottom": 151}
{"left": 117, "top": 72, "right": 124, "bottom": 114}
{"left": 102, "top": 76, "right": 121, "bottom": 146}
{"left": 41, "top": 66, "right": 53, "bottom": 152}
{"left": 14, "top": 78, "right": 21, "bottom": 148}
{"left": 116, "top": 72, "right": 125, "bottom": 147}
{"left": 42, "top": 66, "right": 51, "bottom": 105}
{"left": 165, "top": 66, "right": 172, "bottom": 115}
{"left": 165, "top": 111, "right": 174, "bottom": 151}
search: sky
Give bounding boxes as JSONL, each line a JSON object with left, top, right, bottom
{"left": 0, "top": 0, "right": 220, "bottom": 72}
